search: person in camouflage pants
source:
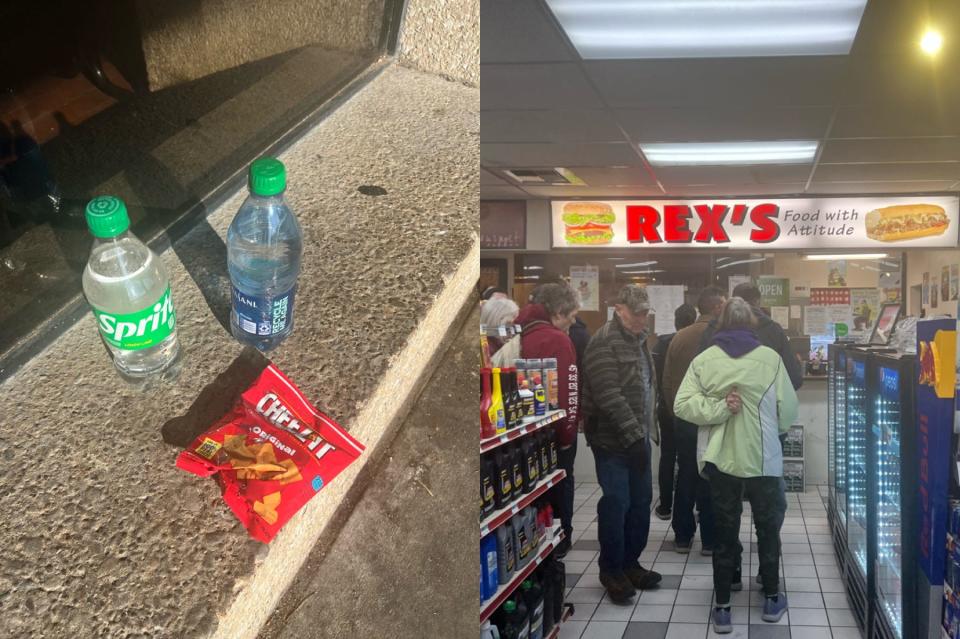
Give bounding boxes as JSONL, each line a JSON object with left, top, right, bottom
{"left": 708, "top": 468, "right": 787, "bottom": 603}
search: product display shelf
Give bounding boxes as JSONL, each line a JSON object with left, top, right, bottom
{"left": 480, "top": 525, "right": 564, "bottom": 624}
{"left": 544, "top": 602, "right": 574, "bottom": 639}
{"left": 481, "top": 410, "right": 566, "bottom": 454}
{"left": 481, "top": 469, "right": 566, "bottom": 536}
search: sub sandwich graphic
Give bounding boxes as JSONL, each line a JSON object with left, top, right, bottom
{"left": 865, "top": 204, "right": 949, "bottom": 242}
{"left": 562, "top": 202, "right": 615, "bottom": 245}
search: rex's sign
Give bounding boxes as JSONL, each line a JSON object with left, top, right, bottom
{"left": 551, "top": 196, "right": 960, "bottom": 250}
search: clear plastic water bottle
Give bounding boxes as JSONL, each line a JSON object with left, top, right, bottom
{"left": 82, "top": 196, "right": 180, "bottom": 377}
{"left": 227, "top": 157, "right": 302, "bottom": 351}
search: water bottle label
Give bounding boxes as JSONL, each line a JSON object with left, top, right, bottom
{"left": 232, "top": 286, "right": 296, "bottom": 336}
{"left": 92, "top": 286, "right": 177, "bottom": 351}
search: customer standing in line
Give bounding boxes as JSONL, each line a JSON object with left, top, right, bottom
{"left": 480, "top": 297, "right": 519, "bottom": 356}
{"left": 581, "top": 285, "right": 662, "bottom": 604}
{"left": 673, "top": 297, "right": 798, "bottom": 634}
{"left": 661, "top": 286, "right": 726, "bottom": 554}
{"left": 651, "top": 303, "right": 698, "bottom": 521}
{"left": 517, "top": 282, "right": 580, "bottom": 553}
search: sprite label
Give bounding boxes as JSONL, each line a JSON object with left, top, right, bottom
{"left": 92, "top": 287, "right": 177, "bottom": 350}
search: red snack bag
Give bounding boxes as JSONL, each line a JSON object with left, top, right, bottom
{"left": 176, "top": 364, "right": 365, "bottom": 543}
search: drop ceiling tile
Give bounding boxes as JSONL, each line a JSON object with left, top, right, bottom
{"left": 566, "top": 166, "right": 655, "bottom": 187}
{"left": 481, "top": 64, "right": 604, "bottom": 110}
{"left": 481, "top": 168, "right": 509, "bottom": 185}
{"left": 831, "top": 106, "right": 960, "bottom": 138}
{"left": 480, "top": 142, "right": 639, "bottom": 167}
{"left": 819, "top": 138, "right": 960, "bottom": 163}
{"left": 586, "top": 58, "right": 844, "bottom": 108}
{"left": 807, "top": 181, "right": 958, "bottom": 194}
{"left": 661, "top": 184, "right": 806, "bottom": 197}
{"left": 813, "top": 162, "right": 960, "bottom": 182}
{"left": 617, "top": 107, "right": 832, "bottom": 142}
{"left": 519, "top": 185, "right": 663, "bottom": 198}
{"left": 480, "top": 0, "right": 572, "bottom": 63}
{"left": 480, "top": 109, "right": 624, "bottom": 143}
{"left": 480, "top": 185, "right": 531, "bottom": 199}
{"left": 654, "top": 165, "right": 812, "bottom": 186}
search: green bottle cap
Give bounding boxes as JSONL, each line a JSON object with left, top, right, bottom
{"left": 85, "top": 196, "right": 131, "bottom": 238}
{"left": 249, "top": 157, "right": 287, "bottom": 196}
{"left": 521, "top": 580, "right": 532, "bottom": 591}
{"left": 503, "top": 600, "right": 517, "bottom": 613}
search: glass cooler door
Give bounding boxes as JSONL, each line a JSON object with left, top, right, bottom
{"left": 828, "top": 349, "right": 836, "bottom": 502}
{"left": 874, "top": 365, "right": 903, "bottom": 636}
{"left": 836, "top": 350, "right": 848, "bottom": 529}
{"left": 846, "top": 357, "right": 868, "bottom": 573}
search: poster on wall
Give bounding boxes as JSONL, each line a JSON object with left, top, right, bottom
{"left": 756, "top": 277, "right": 789, "bottom": 307}
{"left": 828, "top": 305, "right": 854, "bottom": 338}
{"left": 804, "top": 306, "right": 829, "bottom": 336}
{"left": 570, "top": 266, "right": 599, "bottom": 312}
{"left": 827, "top": 260, "right": 847, "bottom": 287}
{"left": 850, "top": 288, "right": 881, "bottom": 332}
{"left": 878, "top": 259, "right": 901, "bottom": 303}
{"left": 952, "top": 264, "right": 959, "bottom": 301}
{"left": 771, "top": 306, "right": 790, "bottom": 329}
{"left": 646, "top": 285, "right": 685, "bottom": 334}
{"left": 551, "top": 195, "right": 960, "bottom": 249}
{"left": 811, "top": 288, "right": 851, "bottom": 306}
{"left": 933, "top": 277, "right": 939, "bottom": 308}
{"left": 481, "top": 201, "right": 526, "bottom": 249}
{"left": 923, "top": 272, "right": 930, "bottom": 305}
{"left": 791, "top": 281, "right": 811, "bottom": 300}
{"left": 943, "top": 266, "right": 951, "bottom": 302}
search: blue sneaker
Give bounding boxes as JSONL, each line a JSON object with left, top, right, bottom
{"left": 762, "top": 593, "right": 788, "bottom": 622}
{"left": 712, "top": 606, "right": 733, "bottom": 634}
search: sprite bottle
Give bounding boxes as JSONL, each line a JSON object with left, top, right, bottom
{"left": 81, "top": 196, "right": 181, "bottom": 377}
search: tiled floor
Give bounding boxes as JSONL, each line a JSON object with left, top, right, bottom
{"left": 560, "top": 482, "right": 863, "bottom": 639}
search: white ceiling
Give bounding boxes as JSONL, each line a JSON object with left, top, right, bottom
{"left": 480, "top": 0, "right": 960, "bottom": 200}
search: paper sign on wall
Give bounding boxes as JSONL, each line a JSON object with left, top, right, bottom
{"left": 570, "top": 266, "right": 599, "bottom": 312}
{"left": 804, "top": 306, "right": 829, "bottom": 336}
{"left": 771, "top": 306, "right": 790, "bottom": 329}
{"left": 728, "top": 275, "right": 751, "bottom": 298}
{"left": 757, "top": 277, "right": 789, "bottom": 307}
{"left": 646, "top": 285, "right": 685, "bottom": 334}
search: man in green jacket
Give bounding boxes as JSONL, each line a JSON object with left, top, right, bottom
{"left": 674, "top": 298, "right": 799, "bottom": 634}
{"left": 582, "top": 285, "right": 662, "bottom": 603}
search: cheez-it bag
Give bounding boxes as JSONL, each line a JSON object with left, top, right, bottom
{"left": 176, "top": 364, "right": 365, "bottom": 543}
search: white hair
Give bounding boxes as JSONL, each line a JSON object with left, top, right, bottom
{"left": 481, "top": 297, "right": 519, "bottom": 328}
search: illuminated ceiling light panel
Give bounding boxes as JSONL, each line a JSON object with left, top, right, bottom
{"left": 640, "top": 141, "right": 818, "bottom": 165}
{"left": 545, "top": 0, "right": 868, "bottom": 59}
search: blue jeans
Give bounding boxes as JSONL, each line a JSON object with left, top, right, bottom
{"left": 593, "top": 439, "right": 652, "bottom": 574}
{"left": 671, "top": 419, "right": 715, "bottom": 546}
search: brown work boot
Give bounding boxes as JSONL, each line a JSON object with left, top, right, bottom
{"left": 624, "top": 564, "right": 663, "bottom": 590}
{"left": 599, "top": 571, "right": 637, "bottom": 604}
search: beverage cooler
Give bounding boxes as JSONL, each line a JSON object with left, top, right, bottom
{"left": 869, "top": 353, "right": 917, "bottom": 639}
{"left": 844, "top": 348, "right": 872, "bottom": 631}
{"left": 829, "top": 344, "right": 848, "bottom": 559}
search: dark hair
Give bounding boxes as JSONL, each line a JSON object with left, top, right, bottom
{"left": 533, "top": 283, "right": 580, "bottom": 317}
{"left": 481, "top": 286, "right": 507, "bottom": 301}
{"left": 718, "top": 297, "right": 758, "bottom": 331}
{"left": 732, "top": 282, "right": 761, "bottom": 306}
{"left": 697, "top": 286, "right": 726, "bottom": 316}
{"left": 674, "top": 303, "right": 697, "bottom": 330}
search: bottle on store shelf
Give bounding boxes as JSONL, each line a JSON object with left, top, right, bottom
{"left": 539, "top": 502, "right": 554, "bottom": 541}
{"left": 491, "top": 367, "right": 507, "bottom": 435}
{"left": 481, "top": 534, "right": 498, "bottom": 602}
{"left": 510, "top": 444, "right": 524, "bottom": 498}
{"left": 537, "top": 431, "right": 550, "bottom": 477}
{"left": 499, "top": 368, "right": 517, "bottom": 429}
{"left": 499, "top": 599, "right": 530, "bottom": 639}
{"left": 82, "top": 196, "right": 181, "bottom": 378}
{"left": 526, "top": 358, "right": 543, "bottom": 393}
{"left": 542, "top": 358, "right": 559, "bottom": 410}
{"left": 481, "top": 619, "right": 501, "bottom": 639}
{"left": 532, "top": 376, "right": 546, "bottom": 416}
{"left": 493, "top": 448, "right": 513, "bottom": 509}
{"left": 547, "top": 560, "right": 566, "bottom": 627}
{"left": 547, "top": 428, "right": 558, "bottom": 471}
{"left": 227, "top": 157, "right": 303, "bottom": 351}
{"left": 521, "top": 437, "right": 540, "bottom": 493}
{"left": 514, "top": 358, "right": 528, "bottom": 389}
{"left": 518, "top": 380, "right": 534, "bottom": 419}
{"left": 507, "top": 368, "right": 522, "bottom": 427}
{"left": 521, "top": 578, "right": 545, "bottom": 639}
{"left": 496, "top": 522, "right": 516, "bottom": 585}
{"left": 513, "top": 511, "right": 534, "bottom": 568}
{"left": 481, "top": 368, "right": 495, "bottom": 439}
{"left": 481, "top": 455, "right": 496, "bottom": 517}
{"left": 527, "top": 505, "right": 543, "bottom": 545}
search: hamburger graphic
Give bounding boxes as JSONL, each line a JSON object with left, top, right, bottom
{"left": 563, "top": 202, "right": 615, "bottom": 245}
{"left": 865, "top": 203, "right": 949, "bottom": 242}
